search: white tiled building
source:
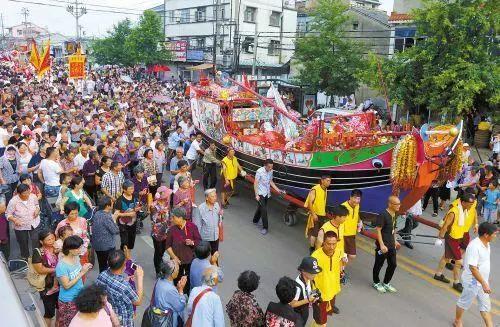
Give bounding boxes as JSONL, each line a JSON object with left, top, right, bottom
{"left": 150, "top": 0, "right": 297, "bottom": 80}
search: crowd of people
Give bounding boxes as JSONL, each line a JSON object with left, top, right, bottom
{"left": 0, "top": 60, "right": 498, "bottom": 327}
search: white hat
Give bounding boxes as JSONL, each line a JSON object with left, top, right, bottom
{"left": 132, "top": 132, "right": 141, "bottom": 138}
{"left": 106, "top": 126, "right": 115, "bottom": 131}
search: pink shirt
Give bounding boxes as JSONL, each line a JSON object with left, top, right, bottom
{"left": 6, "top": 194, "right": 40, "bottom": 231}
{"left": 69, "top": 306, "right": 113, "bottom": 327}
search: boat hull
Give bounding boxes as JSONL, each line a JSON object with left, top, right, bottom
{"left": 201, "top": 133, "right": 396, "bottom": 214}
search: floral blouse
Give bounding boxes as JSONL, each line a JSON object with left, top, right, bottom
{"left": 226, "top": 290, "right": 265, "bottom": 327}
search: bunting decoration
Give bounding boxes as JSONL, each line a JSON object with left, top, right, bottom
{"left": 68, "top": 47, "right": 86, "bottom": 79}
{"left": 37, "top": 40, "right": 51, "bottom": 78}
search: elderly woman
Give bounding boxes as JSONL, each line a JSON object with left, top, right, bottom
{"left": 142, "top": 148, "right": 158, "bottom": 195}
{"left": 17, "top": 142, "right": 32, "bottom": 174}
{"left": 91, "top": 196, "right": 119, "bottom": 273}
{"left": 55, "top": 202, "right": 90, "bottom": 266}
{"left": 69, "top": 283, "right": 119, "bottom": 327}
{"left": 60, "top": 176, "right": 94, "bottom": 219}
{"left": 56, "top": 235, "right": 93, "bottom": 327}
{"left": 152, "top": 259, "right": 187, "bottom": 327}
{"left": 153, "top": 141, "right": 166, "bottom": 184}
{"left": 226, "top": 270, "right": 265, "bottom": 327}
{"left": 151, "top": 185, "right": 172, "bottom": 275}
{"left": 0, "top": 144, "right": 20, "bottom": 202}
{"left": 113, "top": 142, "right": 131, "bottom": 179}
{"left": 173, "top": 175, "right": 193, "bottom": 220}
{"left": 165, "top": 207, "right": 201, "bottom": 294}
{"left": 192, "top": 189, "right": 223, "bottom": 254}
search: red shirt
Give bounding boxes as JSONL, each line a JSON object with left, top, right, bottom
{"left": 165, "top": 221, "right": 201, "bottom": 264}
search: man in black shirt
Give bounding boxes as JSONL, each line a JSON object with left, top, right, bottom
{"left": 372, "top": 195, "right": 401, "bottom": 293}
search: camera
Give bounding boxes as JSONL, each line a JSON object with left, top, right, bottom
{"left": 310, "top": 289, "right": 321, "bottom": 300}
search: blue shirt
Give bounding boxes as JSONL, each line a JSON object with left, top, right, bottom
{"left": 96, "top": 270, "right": 138, "bottom": 327}
{"left": 184, "top": 285, "right": 225, "bottom": 327}
{"left": 484, "top": 189, "right": 499, "bottom": 209}
{"left": 154, "top": 279, "right": 186, "bottom": 327}
{"left": 189, "top": 259, "right": 223, "bottom": 291}
{"left": 168, "top": 132, "right": 183, "bottom": 150}
{"left": 55, "top": 260, "right": 83, "bottom": 303}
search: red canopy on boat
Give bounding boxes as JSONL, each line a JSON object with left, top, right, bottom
{"left": 147, "top": 64, "right": 170, "bottom": 73}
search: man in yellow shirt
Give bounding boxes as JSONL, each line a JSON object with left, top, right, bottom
{"left": 434, "top": 193, "right": 476, "bottom": 292}
{"left": 311, "top": 230, "right": 342, "bottom": 327}
{"left": 315, "top": 205, "right": 348, "bottom": 314}
{"left": 220, "top": 148, "right": 241, "bottom": 208}
{"left": 304, "top": 176, "right": 331, "bottom": 253}
{"left": 341, "top": 189, "right": 362, "bottom": 262}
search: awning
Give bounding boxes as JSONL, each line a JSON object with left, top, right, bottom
{"left": 186, "top": 63, "right": 214, "bottom": 71}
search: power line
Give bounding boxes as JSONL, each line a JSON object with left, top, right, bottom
{"left": 45, "top": 0, "right": 144, "bottom": 12}
{"left": 8, "top": 0, "right": 142, "bottom": 16}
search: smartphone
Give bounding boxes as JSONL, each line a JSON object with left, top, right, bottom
{"left": 130, "top": 263, "right": 138, "bottom": 271}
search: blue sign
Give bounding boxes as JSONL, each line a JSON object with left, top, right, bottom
{"left": 187, "top": 50, "right": 204, "bottom": 61}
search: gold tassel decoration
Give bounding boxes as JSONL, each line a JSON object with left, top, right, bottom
{"left": 390, "top": 135, "right": 418, "bottom": 190}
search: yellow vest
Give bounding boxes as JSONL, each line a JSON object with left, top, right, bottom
{"left": 305, "top": 184, "right": 327, "bottom": 216}
{"left": 447, "top": 205, "right": 465, "bottom": 239}
{"left": 312, "top": 247, "right": 341, "bottom": 301}
{"left": 341, "top": 201, "right": 360, "bottom": 236}
{"left": 221, "top": 156, "right": 239, "bottom": 180}
{"left": 450, "top": 199, "right": 477, "bottom": 233}
{"left": 321, "top": 221, "right": 344, "bottom": 256}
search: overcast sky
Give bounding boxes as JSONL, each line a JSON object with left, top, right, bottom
{"left": 3, "top": 0, "right": 394, "bottom": 38}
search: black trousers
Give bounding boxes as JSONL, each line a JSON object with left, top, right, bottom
{"left": 253, "top": 196, "right": 269, "bottom": 229}
{"left": 83, "top": 184, "right": 97, "bottom": 202}
{"left": 423, "top": 187, "right": 439, "bottom": 214}
{"left": 373, "top": 248, "right": 397, "bottom": 284}
{"left": 119, "top": 223, "right": 137, "bottom": 250}
{"left": 202, "top": 163, "right": 217, "bottom": 190}
{"left": 14, "top": 226, "right": 39, "bottom": 259}
{"left": 95, "top": 248, "right": 114, "bottom": 273}
{"left": 152, "top": 237, "right": 166, "bottom": 274}
{"left": 174, "top": 263, "right": 191, "bottom": 295}
{"left": 398, "top": 215, "right": 419, "bottom": 242}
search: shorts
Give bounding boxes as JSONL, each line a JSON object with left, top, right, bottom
{"left": 313, "top": 298, "right": 335, "bottom": 324}
{"left": 460, "top": 233, "right": 470, "bottom": 250}
{"left": 307, "top": 215, "right": 328, "bottom": 238}
{"left": 44, "top": 185, "right": 61, "bottom": 198}
{"left": 344, "top": 235, "right": 357, "bottom": 255}
{"left": 445, "top": 236, "right": 462, "bottom": 260}
{"left": 457, "top": 282, "right": 491, "bottom": 312}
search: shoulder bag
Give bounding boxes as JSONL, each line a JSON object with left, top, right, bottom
{"left": 27, "top": 248, "right": 47, "bottom": 291}
{"left": 185, "top": 288, "right": 212, "bottom": 327}
{"left": 141, "top": 279, "right": 174, "bottom": 327}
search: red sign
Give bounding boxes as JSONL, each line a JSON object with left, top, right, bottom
{"left": 166, "top": 40, "right": 187, "bottom": 62}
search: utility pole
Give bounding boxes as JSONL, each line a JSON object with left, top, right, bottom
{"left": 21, "top": 8, "right": 29, "bottom": 39}
{"left": 66, "top": 0, "right": 87, "bottom": 41}
{"left": 251, "top": 21, "right": 259, "bottom": 77}
{"left": 213, "top": 0, "right": 221, "bottom": 73}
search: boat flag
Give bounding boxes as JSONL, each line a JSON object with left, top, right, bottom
{"left": 28, "top": 40, "right": 40, "bottom": 71}
{"left": 37, "top": 39, "right": 51, "bottom": 78}
{"left": 68, "top": 46, "right": 86, "bottom": 79}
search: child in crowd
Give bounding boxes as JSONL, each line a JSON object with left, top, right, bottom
{"left": 19, "top": 174, "right": 42, "bottom": 200}
{"left": 482, "top": 180, "right": 499, "bottom": 224}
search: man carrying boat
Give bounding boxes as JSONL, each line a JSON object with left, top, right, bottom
{"left": 341, "top": 189, "right": 363, "bottom": 262}
{"left": 304, "top": 176, "right": 331, "bottom": 254}
{"left": 433, "top": 193, "right": 476, "bottom": 292}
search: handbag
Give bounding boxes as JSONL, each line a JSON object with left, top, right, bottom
{"left": 141, "top": 279, "right": 174, "bottom": 327}
{"left": 27, "top": 248, "right": 47, "bottom": 291}
{"left": 185, "top": 288, "right": 212, "bottom": 327}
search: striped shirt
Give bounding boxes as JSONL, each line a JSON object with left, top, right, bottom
{"left": 101, "top": 171, "right": 125, "bottom": 199}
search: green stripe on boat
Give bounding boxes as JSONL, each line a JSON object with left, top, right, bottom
{"left": 310, "top": 143, "right": 395, "bottom": 168}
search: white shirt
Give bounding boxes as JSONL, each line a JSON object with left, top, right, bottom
{"left": 73, "top": 153, "right": 89, "bottom": 171}
{"left": 492, "top": 135, "right": 500, "bottom": 153}
{"left": 40, "top": 159, "right": 62, "bottom": 186}
{"left": 461, "top": 237, "right": 491, "bottom": 285}
{"left": 179, "top": 120, "right": 189, "bottom": 134}
{"left": 294, "top": 275, "right": 312, "bottom": 301}
{"left": 0, "top": 128, "right": 9, "bottom": 147}
{"left": 255, "top": 166, "right": 273, "bottom": 197}
{"left": 186, "top": 139, "right": 202, "bottom": 160}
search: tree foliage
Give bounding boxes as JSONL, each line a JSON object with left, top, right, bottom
{"left": 90, "top": 10, "right": 171, "bottom": 66}
{"left": 364, "top": 0, "right": 499, "bottom": 115}
{"left": 294, "top": 0, "right": 367, "bottom": 96}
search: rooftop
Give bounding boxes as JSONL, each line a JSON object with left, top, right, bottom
{"left": 388, "top": 12, "right": 413, "bottom": 23}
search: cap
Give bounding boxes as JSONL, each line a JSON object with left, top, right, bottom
{"left": 298, "top": 256, "right": 322, "bottom": 274}
{"left": 22, "top": 129, "right": 34, "bottom": 136}
{"left": 156, "top": 186, "right": 173, "bottom": 200}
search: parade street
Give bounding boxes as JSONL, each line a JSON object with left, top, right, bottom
{"left": 12, "top": 170, "right": 497, "bottom": 326}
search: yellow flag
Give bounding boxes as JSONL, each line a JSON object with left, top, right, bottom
{"left": 37, "top": 40, "right": 51, "bottom": 78}
{"left": 28, "top": 40, "right": 40, "bottom": 70}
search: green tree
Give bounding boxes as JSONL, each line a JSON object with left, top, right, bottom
{"left": 125, "top": 10, "right": 172, "bottom": 65}
{"left": 90, "top": 11, "right": 171, "bottom": 66}
{"left": 294, "top": 0, "right": 367, "bottom": 96}
{"left": 365, "top": 0, "right": 499, "bottom": 115}
{"left": 91, "top": 19, "right": 133, "bottom": 66}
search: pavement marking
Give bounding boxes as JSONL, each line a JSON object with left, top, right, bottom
{"left": 356, "top": 237, "right": 500, "bottom": 316}
{"left": 140, "top": 235, "right": 154, "bottom": 249}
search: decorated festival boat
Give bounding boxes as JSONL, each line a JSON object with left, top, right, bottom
{"left": 189, "top": 73, "right": 464, "bottom": 222}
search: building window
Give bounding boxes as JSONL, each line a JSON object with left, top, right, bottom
{"left": 242, "top": 37, "right": 255, "bottom": 53}
{"left": 196, "top": 7, "right": 206, "bottom": 22}
{"left": 268, "top": 40, "right": 280, "bottom": 56}
{"left": 213, "top": 6, "right": 225, "bottom": 20}
{"left": 270, "top": 11, "right": 281, "bottom": 27}
{"left": 196, "top": 37, "right": 205, "bottom": 49}
{"left": 180, "top": 9, "right": 190, "bottom": 23}
{"left": 167, "top": 10, "right": 175, "bottom": 23}
{"left": 244, "top": 7, "right": 257, "bottom": 23}
{"left": 352, "top": 22, "right": 359, "bottom": 30}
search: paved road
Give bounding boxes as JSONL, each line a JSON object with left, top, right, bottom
{"left": 9, "top": 170, "right": 500, "bottom": 326}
